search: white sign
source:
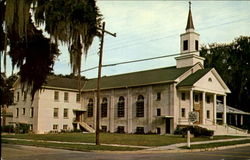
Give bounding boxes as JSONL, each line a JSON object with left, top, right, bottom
{"left": 188, "top": 111, "right": 199, "bottom": 123}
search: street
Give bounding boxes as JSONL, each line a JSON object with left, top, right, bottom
{"left": 2, "top": 144, "right": 250, "bottom": 160}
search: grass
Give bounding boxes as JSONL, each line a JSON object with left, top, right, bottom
{"left": 180, "top": 139, "right": 250, "bottom": 149}
{"left": 1, "top": 133, "right": 245, "bottom": 147}
{"left": 2, "top": 139, "right": 141, "bottom": 151}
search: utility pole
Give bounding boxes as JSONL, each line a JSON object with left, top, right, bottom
{"left": 96, "top": 22, "right": 116, "bottom": 145}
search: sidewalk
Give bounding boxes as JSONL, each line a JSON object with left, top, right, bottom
{"left": 3, "top": 137, "right": 250, "bottom": 151}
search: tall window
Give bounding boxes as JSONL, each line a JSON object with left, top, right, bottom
{"left": 54, "top": 108, "right": 59, "bottom": 118}
{"left": 157, "top": 108, "right": 161, "bottom": 116}
{"left": 181, "top": 93, "right": 186, "bottom": 100}
{"left": 53, "top": 124, "right": 58, "bottom": 130}
{"left": 87, "top": 99, "right": 94, "bottom": 117}
{"left": 156, "top": 92, "right": 161, "bottom": 101}
{"left": 17, "top": 92, "right": 20, "bottom": 102}
{"left": 22, "top": 108, "right": 25, "bottom": 115}
{"left": 136, "top": 95, "right": 144, "bottom": 117}
{"left": 76, "top": 93, "right": 80, "bottom": 102}
{"left": 195, "top": 40, "right": 199, "bottom": 51}
{"left": 118, "top": 96, "right": 125, "bottom": 117}
{"left": 16, "top": 108, "right": 19, "bottom": 117}
{"left": 54, "top": 91, "right": 59, "bottom": 101}
{"left": 64, "top": 92, "right": 69, "bottom": 102}
{"left": 183, "top": 40, "right": 188, "bottom": 51}
{"left": 30, "top": 107, "right": 34, "bottom": 118}
{"left": 63, "top": 125, "right": 68, "bottom": 130}
{"left": 23, "top": 91, "right": 27, "bottom": 101}
{"left": 207, "top": 110, "right": 210, "bottom": 119}
{"left": 206, "top": 96, "right": 210, "bottom": 104}
{"left": 181, "top": 108, "right": 186, "bottom": 118}
{"left": 101, "top": 98, "right": 108, "bottom": 117}
{"left": 63, "top": 108, "right": 68, "bottom": 118}
{"left": 194, "top": 94, "right": 199, "bottom": 102}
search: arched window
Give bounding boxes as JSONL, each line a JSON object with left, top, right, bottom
{"left": 101, "top": 97, "right": 108, "bottom": 117}
{"left": 118, "top": 96, "right": 125, "bottom": 117}
{"left": 87, "top": 99, "right": 94, "bottom": 117}
{"left": 136, "top": 95, "right": 144, "bottom": 117}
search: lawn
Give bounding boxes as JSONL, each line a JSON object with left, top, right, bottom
{"left": 2, "top": 139, "right": 140, "bottom": 151}
{"left": 180, "top": 139, "right": 250, "bottom": 149}
{"left": 2, "top": 133, "right": 244, "bottom": 147}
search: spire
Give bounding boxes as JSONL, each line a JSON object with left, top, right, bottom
{"left": 185, "top": 1, "right": 194, "bottom": 30}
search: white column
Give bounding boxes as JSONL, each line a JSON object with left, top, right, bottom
{"left": 240, "top": 115, "right": 243, "bottom": 126}
{"left": 235, "top": 114, "right": 238, "bottom": 126}
{"left": 190, "top": 89, "right": 193, "bottom": 112}
{"left": 202, "top": 92, "right": 206, "bottom": 125}
{"left": 223, "top": 95, "right": 227, "bottom": 125}
{"left": 127, "top": 88, "right": 133, "bottom": 133}
{"left": 213, "top": 94, "right": 217, "bottom": 125}
{"left": 109, "top": 90, "right": 115, "bottom": 132}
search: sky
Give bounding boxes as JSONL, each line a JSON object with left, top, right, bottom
{"left": 2, "top": 1, "right": 250, "bottom": 78}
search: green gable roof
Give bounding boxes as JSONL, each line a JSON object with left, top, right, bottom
{"left": 177, "top": 68, "right": 212, "bottom": 87}
{"left": 43, "top": 76, "right": 85, "bottom": 90}
{"left": 83, "top": 66, "right": 192, "bottom": 91}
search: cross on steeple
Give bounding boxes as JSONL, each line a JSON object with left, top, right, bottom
{"left": 189, "top": 1, "right": 192, "bottom": 10}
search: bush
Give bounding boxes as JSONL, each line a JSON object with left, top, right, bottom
{"left": 174, "top": 126, "right": 214, "bottom": 137}
{"left": 1, "top": 125, "right": 15, "bottom": 133}
{"left": 15, "top": 123, "right": 30, "bottom": 134}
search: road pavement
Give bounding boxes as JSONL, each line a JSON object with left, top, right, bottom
{"left": 2, "top": 144, "right": 250, "bottom": 160}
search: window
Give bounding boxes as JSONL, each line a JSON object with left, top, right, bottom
{"left": 17, "top": 92, "right": 20, "bottom": 102}
{"left": 101, "top": 98, "right": 108, "bottom": 117}
{"left": 30, "top": 107, "right": 34, "bottom": 118}
{"left": 157, "top": 108, "right": 161, "bottom": 116}
{"left": 22, "top": 108, "right": 25, "bottom": 115}
{"left": 23, "top": 92, "right": 27, "bottom": 101}
{"left": 63, "top": 125, "right": 68, "bottom": 130}
{"left": 118, "top": 96, "right": 125, "bottom": 117}
{"left": 54, "top": 91, "right": 59, "bottom": 101}
{"left": 136, "top": 127, "right": 144, "bottom": 134}
{"left": 181, "top": 93, "right": 186, "bottom": 100}
{"left": 157, "top": 128, "right": 161, "bottom": 134}
{"left": 101, "top": 126, "right": 107, "bottom": 132}
{"left": 136, "top": 95, "right": 144, "bottom": 117}
{"left": 53, "top": 124, "right": 58, "bottom": 130}
{"left": 194, "top": 94, "right": 199, "bottom": 102}
{"left": 54, "top": 108, "right": 59, "bottom": 118}
{"left": 156, "top": 92, "right": 161, "bottom": 101}
{"left": 16, "top": 108, "right": 19, "bottom": 117}
{"left": 76, "top": 93, "right": 80, "bottom": 102}
{"left": 63, "top": 108, "right": 68, "bottom": 118}
{"left": 117, "top": 126, "right": 125, "bottom": 133}
{"left": 207, "top": 110, "right": 210, "bottom": 119}
{"left": 206, "top": 96, "right": 210, "bottom": 104}
{"left": 87, "top": 99, "right": 94, "bottom": 117}
{"left": 195, "top": 40, "right": 199, "bottom": 51}
{"left": 181, "top": 108, "right": 186, "bottom": 118}
{"left": 64, "top": 92, "right": 69, "bottom": 102}
{"left": 183, "top": 40, "right": 188, "bottom": 51}
{"left": 208, "top": 78, "right": 212, "bottom": 82}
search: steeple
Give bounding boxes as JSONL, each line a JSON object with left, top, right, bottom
{"left": 186, "top": 1, "right": 194, "bottom": 30}
{"left": 175, "top": 1, "right": 205, "bottom": 68}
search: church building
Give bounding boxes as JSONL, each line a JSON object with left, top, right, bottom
{"left": 10, "top": 4, "right": 248, "bottom": 135}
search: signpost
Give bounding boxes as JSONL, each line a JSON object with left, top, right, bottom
{"left": 187, "top": 111, "right": 199, "bottom": 148}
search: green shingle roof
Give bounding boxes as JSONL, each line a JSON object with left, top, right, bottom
{"left": 177, "top": 68, "right": 212, "bottom": 87}
{"left": 43, "top": 76, "right": 85, "bottom": 90}
{"left": 83, "top": 66, "right": 192, "bottom": 91}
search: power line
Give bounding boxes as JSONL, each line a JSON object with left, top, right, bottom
{"left": 80, "top": 51, "right": 198, "bottom": 73}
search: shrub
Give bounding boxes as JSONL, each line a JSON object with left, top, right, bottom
{"left": 15, "top": 123, "right": 30, "bottom": 134}
{"left": 175, "top": 126, "right": 214, "bottom": 137}
{"left": 1, "top": 125, "right": 15, "bottom": 133}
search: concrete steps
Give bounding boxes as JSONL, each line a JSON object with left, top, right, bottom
{"left": 199, "top": 124, "right": 248, "bottom": 135}
{"left": 78, "top": 122, "right": 95, "bottom": 133}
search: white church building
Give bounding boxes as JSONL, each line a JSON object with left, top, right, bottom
{"left": 10, "top": 5, "right": 248, "bottom": 135}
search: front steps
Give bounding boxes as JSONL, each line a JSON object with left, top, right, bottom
{"left": 198, "top": 124, "right": 248, "bottom": 135}
{"left": 78, "top": 122, "right": 95, "bottom": 133}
